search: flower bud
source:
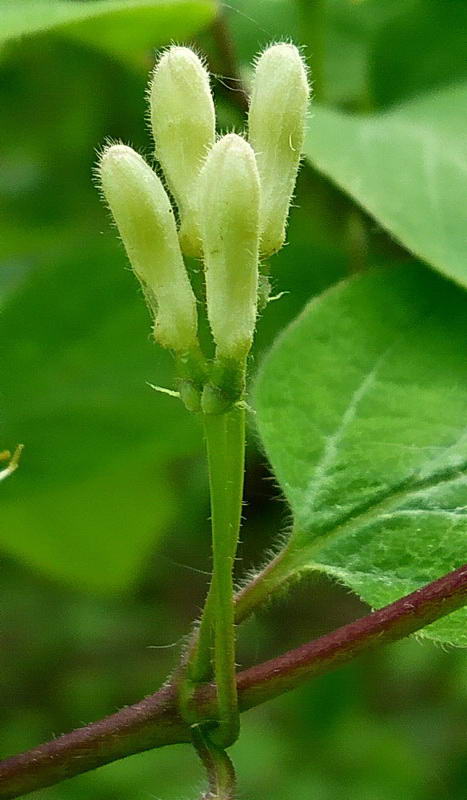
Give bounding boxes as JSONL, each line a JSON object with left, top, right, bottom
{"left": 248, "top": 43, "right": 309, "bottom": 257}
{"left": 199, "top": 133, "right": 260, "bottom": 361}
{"left": 98, "top": 144, "right": 198, "bottom": 353}
{"left": 149, "top": 46, "right": 216, "bottom": 258}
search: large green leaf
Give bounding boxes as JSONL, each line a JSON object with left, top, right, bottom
{"left": 0, "top": 233, "right": 201, "bottom": 592}
{"left": 254, "top": 266, "right": 467, "bottom": 646}
{"left": 228, "top": 1, "right": 466, "bottom": 110}
{"left": 0, "top": 0, "right": 215, "bottom": 60}
{"left": 304, "top": 83, "right": 467, "bottom": 287}
{"left": 370, "top": 0, "right": 467, "bottom": 107}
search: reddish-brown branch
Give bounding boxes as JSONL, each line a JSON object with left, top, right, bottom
{"left": 235, "top": 564, "right": 467, "bottom": 708}
{"left": 1, "top": 565, "right": 466, "bottom": 799}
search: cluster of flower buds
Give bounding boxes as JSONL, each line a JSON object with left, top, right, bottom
{"left": 98, "top": 43, "right": 309, "bottom": 414}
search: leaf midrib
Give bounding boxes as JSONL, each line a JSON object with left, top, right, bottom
{"left": 302, "top": 345, "right": 394, "bottom": 520}
{"left": 291, "top": 459, "right": 467, "bottom": 562}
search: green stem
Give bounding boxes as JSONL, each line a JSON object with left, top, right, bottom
{"left": 189, "top": 408, "right": 247, "bottom": 684}
{"left": 235, "top": 547, "right": 294, "bottom": 623}
{"left": 192, "top": 726, "right": 236, "bottom": 799}
{"left": 199, "top": 406, "right": 245, "bottom": 747}
{"left": 190, "top": 583, "right": 216, "bottom": 683}
{"left": 180, "top": 546, "right": 292, "bottom": 706}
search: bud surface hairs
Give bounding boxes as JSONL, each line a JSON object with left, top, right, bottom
{"left": 149, "top": 46, "right": 216, "bottom": 258}
{"left": 248, "top": 43, "right": 310, "bottom": 257}
{"left": 199, "top": 133, "right": 261, "bottom": 362}
{"left": 98, "top": 143, "right": 198, "bottom": 353}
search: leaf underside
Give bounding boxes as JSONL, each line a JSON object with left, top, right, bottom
{"left": 254, "top": 266, "right": 467, "bottom": 646}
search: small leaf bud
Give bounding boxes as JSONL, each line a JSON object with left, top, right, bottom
{"left": 98, "top": 144, "right": 198, "bottom": 353}
{"left": 199, "top": 133, "right": 260, "bottom": 362}
{"left": 149, "top": 46, "right": 216, "bottom": 258}
{"left": 248, "top": 43, "right": 310, "bottom": 257}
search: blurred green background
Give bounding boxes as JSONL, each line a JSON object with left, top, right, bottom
{"left": 1, "top": 1, "right": 466, "bottom": 798}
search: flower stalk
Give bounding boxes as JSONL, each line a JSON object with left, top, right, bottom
{"left": 96, "top": 38, "right": 309, "bottom": 788}
{"left": 193, "top": 726, "right": 237, "bottom": 799}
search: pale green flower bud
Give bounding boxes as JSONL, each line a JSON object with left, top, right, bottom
{"left": 149, "top": 46, "right": 216, "bottom": 258}
{"left": 248, "top": 43, "right": 309, "bottom": 257}
{"left": 199, "top": 133, "right": 260, "bottom": 362}
{"left": 98, "top": 144, "right": 198, "bottom": 353}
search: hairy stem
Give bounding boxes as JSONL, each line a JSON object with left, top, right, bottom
{"left": 192, "top": 726, "right": 236, "bottom": 800}
{"left": 181, "top": 408, "right": 246, "bottom": 746}
{"left": 180, "top": 545, "right": 291, "bottom": 691}
{"left": 1, "top": 564, "right": 465, "bottom": 799}
{"left": 178, "top": 545, "right": 291, "bottom": 722}
{"left": 189, "top": 582, "right": 216, "bottom": 683}
{"left": 202, "top": 408, "right": 244, "bottom": 747}
{"left": 234, "top": 547, "right": 294, "bottom": 623}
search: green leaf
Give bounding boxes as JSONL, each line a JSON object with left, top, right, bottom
{"left": 254, "top": 266, "right": 467, "bottom": 646}
{"left": 370, "top": 0, "right": 467, "bottom": 107}
{"left": 304, "top": 83, "right": 467, "bottom": 287}
{"left": 0, "top": 234, "right": 201, "bottom": 592}
{"left": 0, "top": 0, "right": 216, "bottom": 60}
{"left": 227, "top": 0, "right": 447, "bottom": 110}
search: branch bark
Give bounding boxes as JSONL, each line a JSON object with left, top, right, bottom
{"left": 1, "top": 565, "right": 466, "bottom": 799}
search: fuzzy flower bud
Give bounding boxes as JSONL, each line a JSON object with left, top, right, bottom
{"left": 248, "top": 43, "right": 309, "bottom": 257}
{"left": 149, "top": 46, "right": 216, "bottom": 258}
{"left": 199, "top": 133, "right": 260, "bottom": 362}
{"left": 98, "top": 144, "right": 198, "bottom": 353}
